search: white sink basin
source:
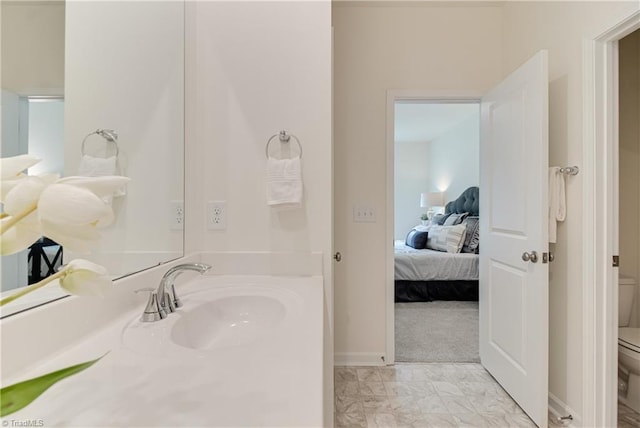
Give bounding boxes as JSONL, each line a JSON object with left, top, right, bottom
{"left": 121, "top": 283, "right": 301, "bottom": 357}
{"left": 171, "top": 295, "right": 286, "bottom": 350}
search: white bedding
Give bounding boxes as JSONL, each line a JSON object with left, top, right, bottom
{"left": 394, "top": 240, "right": 479, "bottom": 281}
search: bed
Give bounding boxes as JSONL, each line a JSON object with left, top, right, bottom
{"left": 395, "top": 186, "right": 480, "bottom": 302}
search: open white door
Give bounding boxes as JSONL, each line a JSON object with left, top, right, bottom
{"left": 479, "top": 50, "right": 549, "bottom": 427}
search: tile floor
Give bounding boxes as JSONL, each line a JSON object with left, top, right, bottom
{"left": 335, "top": 363, "right": 640, "bottom": 427}
{"left": 334, "top": 363, "right": 539, "bottom": 427}
{"left": 619, "top": 402, "right": 640, "bottom": 428}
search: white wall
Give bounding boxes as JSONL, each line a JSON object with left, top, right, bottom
{"left": 184, "top": 2, "right": 332, "bottom": 423}
{"left": 394, "top": 142, "right": 429, "bottom": 240}
{"left": 65, "top": 1, "right": 184, "bottom": 276}
{"left": 1, "top": 90, "right": 29, "bottom": 291}
{"left": 335, "top": 1, "right": 640, "bottom": 419}
{"left": 427, "top": 113, "right": 479, "bottom": 206}
{"left": 501, "top": 1, "right": 640, "bottom": 421}
{"left": 1, "top": 90, "right": 24, "bottom": 157}
{"left": 1, "top": 1, "right": 64, "bottom": 95}
{"left": 28, "top": 100, "right": 64, "bottom": 176}
{"left": 619, "top": 29, "right": 640, "bottom": 326}
{"left": 333, "top": 3, "right": 504, "bottom": 361}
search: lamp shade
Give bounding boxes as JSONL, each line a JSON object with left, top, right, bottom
{"left": 420, "top": 191, "right": 444, "bottom": 208}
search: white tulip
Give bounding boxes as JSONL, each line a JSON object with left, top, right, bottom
{"left": 1, "top": 156, "right": 130, "bottom": 258}
{"left": 38, "top": 183, "right": 114, "bottom": 226}
{"left": 59, "top": 259, "right": 112, "bottom": 297}
{"left": 2, "top": 173, "right": 58, "bottom": 211}
{"left": 1, "top": 155, "right": 42, "bottom": 202}
{"left": 0, "top": 177, "right": 50, "bottom": 239}
{"left": 1, "top": 154, "right": 41, "bottom": 180}
{"left": 0, "top": 258, "right": 112, "bottom": 307}
{"left": 3, "top": 176, "right": 47, "bottom": 215}
{"left": 0, "top": 212, "right": 42, "bottom": 255}
{"left": 1, "top": 176, "right": 126, "bottom": 253}
{"left": 40, "top": 219, "right": 101, "bottom": 253}
{"left": 35, "top": 183, "right": 119, "bottom": 252}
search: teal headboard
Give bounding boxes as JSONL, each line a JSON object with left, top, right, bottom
{"left": 445, "top": 186, "right": 480, "bottom": 216}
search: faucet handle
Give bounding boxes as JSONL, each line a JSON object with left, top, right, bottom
{"left": 159, "top": 290, "right": 176, "bottom": 314}
{"left": 135, "top": 288, "right": 167, "bottom": 322}
{"left": 169, "top": 283, "right": 183, "bottom": 309}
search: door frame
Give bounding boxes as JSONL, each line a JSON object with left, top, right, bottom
{"left": 583, "top": 10, "right": 640, "bottom": 428}
{"left": 384, "top": 90, "right": 483, "bottom": 363}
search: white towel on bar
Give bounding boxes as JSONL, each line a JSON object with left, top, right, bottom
{"left": 266, "top": 157, "right": 302, "bottom": 208}
{"left": 78, "top": 155, "right": 126, "bottom": 199}
{"left": 548, "top": 167, "right": 566, "bottom": 243}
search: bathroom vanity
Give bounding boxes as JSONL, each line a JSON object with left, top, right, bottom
{"left": 1, "top": 260, "right": 324, "bottom": 427}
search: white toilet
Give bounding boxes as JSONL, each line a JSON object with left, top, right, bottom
{"left": 618, "top": 275, "right": 640, "bottom": 411}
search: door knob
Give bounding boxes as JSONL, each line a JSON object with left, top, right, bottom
{"left": 333, "top": 252, "right": 342, "bottom": 262}
{"left": 522, "top": 251, "right": 538, "bottom": 263}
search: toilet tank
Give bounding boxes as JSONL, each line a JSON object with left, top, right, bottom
{"left": 620, "top": 275, "right": 638, "bottom": 327}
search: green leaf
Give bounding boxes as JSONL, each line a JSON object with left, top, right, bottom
{"left": 0, "top": 354, "right": 105, "bottom": 417}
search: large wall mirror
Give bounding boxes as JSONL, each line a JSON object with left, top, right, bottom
{"left": 1, "top": 1, "right": 185, "bottom": 317}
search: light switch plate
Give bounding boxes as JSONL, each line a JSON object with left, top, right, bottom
{"left": 353, "top": 206, "right": 376, "bottom": 223}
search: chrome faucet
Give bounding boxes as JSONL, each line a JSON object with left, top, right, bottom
{"left": 156, "top": 263, "right": 212, "bottom": 315}
{"left": 137, "top": 263, "right": 212, "bottom": 322}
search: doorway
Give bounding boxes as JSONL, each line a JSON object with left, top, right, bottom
{"left": 583, "top": 10, "right": 640, "bottom": 427}
{"left": 391, "top": 99, "right": 481, "bottom": 364}
{"left": 384, "top": 51, "right": 551, "bottom": 426}
{"left": 0, "top": 95, "right": 65, "bottom": 292}
{"left": 386, "top": 91, "right": 480, "bottom": 364}
{"left": 615, "top": 27, "right": 640, "bottom": 426}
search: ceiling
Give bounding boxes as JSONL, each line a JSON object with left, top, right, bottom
{"left": 394, "top": 102, "right": 479, "bottom": 144}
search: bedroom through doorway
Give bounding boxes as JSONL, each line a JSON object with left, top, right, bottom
{"left": 392, "top": 100, "right": 481, "bottom": 363}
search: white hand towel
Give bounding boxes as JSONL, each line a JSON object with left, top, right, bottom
{"left": 78, "top": 155, "right": 126, "bottom": 199}
{"left": 548, "top": 167, "right": 566, "bottom": 243}
{"left": 266, "top": 157, "right": 302, "bottom": 208}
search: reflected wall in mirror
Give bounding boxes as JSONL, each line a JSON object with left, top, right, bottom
{"left": 1, "top": 1, "right": 185, "bottom": 317}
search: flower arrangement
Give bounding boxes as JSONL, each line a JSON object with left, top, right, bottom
{"left": 1, "top": 154, "right": 129, "bottom": 255}
{"left": 0, "top": 154, "right": 129, "bottom": 416}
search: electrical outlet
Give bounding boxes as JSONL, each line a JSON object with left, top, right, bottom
{"left": 170, "top": 200, "right": 184, "bottom": 230}
{"left": 353, "top": 206, "right": 376, "bottom": 223}
{"left": 207, "top": 200, "right": 226, "bottom": 230}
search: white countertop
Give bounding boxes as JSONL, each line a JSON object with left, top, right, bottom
{"left": 1, "top": 275, "right": 324, "bottom": 427}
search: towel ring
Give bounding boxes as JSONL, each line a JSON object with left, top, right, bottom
{"left": 81, "top": 129, "right": 119, "bottom": 157}
{"left": 265, "top": 130, "right": 303, "bottom": 159}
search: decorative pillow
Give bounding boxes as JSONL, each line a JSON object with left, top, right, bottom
{"left": 443, "top": 212, "right": 469, "bottom": 226}
{"left": 431, "top": 213, "right": 451, "bottom": 226}
{"left": 405, "top": 229, "right": 428, "bottom": 249}
{"left": 426, "top": 224, "right": 467, "bottom": 253}
{"left": 461, "top": 216, "right": 480, "bottom": 253}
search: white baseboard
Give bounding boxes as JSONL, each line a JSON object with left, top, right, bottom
{"left": 334, "top": 352, "right": 387, "bottom": 366}
{"left": 549, "top": 392, "right": 581, "bottom": 427}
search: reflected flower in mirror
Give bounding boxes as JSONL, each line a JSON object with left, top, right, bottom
{"left": 0, "top": 154, "right": 129, "bottom": 416}
{"left": 0, "top": 258, "right": 112, "bottom": 307}
{"left": 2, "top": 156, "right": 129, "bottom": 255}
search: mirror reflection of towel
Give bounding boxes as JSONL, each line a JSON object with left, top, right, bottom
{"left": 78, "top": 155, "right": 127, "bottom": 199}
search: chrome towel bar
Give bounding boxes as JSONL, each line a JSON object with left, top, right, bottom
{"left": 559, "top": 166, "right": 579, "bottom": 176}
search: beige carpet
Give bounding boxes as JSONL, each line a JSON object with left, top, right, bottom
{"left": 395, "top": 301, "right": 479, "bottom": 363}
